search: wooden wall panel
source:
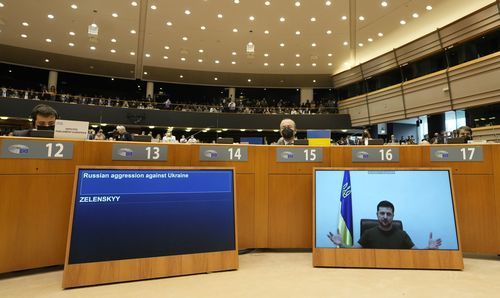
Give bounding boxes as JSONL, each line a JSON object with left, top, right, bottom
{"left": 234, "top": 173, "right": 255, "bottom": 249}
{"left": 337, "top": 95, "right": 370, "bottom": 127}
{"left": 366, "top": 86, "right": 406, "bottom": 124}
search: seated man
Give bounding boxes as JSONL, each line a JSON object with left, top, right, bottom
{"left": 328, "top": 200, "right": 442, "bottom": 249}
{"left": 13, "top": 104, "right": 58, "bottom": 136}
{"left": 276, "top": 118, "right": 297, "bottom": 145}
{"left": 457, "top": 126, "right": 473, "bottom": 142}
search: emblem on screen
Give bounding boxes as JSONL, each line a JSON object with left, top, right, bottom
{"left": 204, "top": 150, "right": 218, "bottom": 158}
{"left": 356, "top": 151, "right": 369, "bottom": 159}
{"left": 281, "top": 151, "right": 294, "bottom": 159}
{"left": 434, "top": 150, "right": 449, "bottom": 159}
{"left": 8, "top": 144, "right": 30, "bottom": 155}
{"left": 118, "top": 148, "right": 134, "bottom": 157}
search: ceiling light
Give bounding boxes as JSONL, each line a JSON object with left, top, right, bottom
{"left": 145, "top": 53, "right": 151, "bottom": 57}
{"left": 232, "top": 61, "right": 236, "bottom": 64}
{"left": 328, "top": 53, "right": 333, "bottom": 57}
{"left": 264, "top": 30, "right": 270, "bottom": 34}
{"left": 311, "top": 42, "right": 316, "bottom": 47}
{"left": 130, "top": 29, "right": 136, "bottom": 34}
{"left": 69, "top": 31, "right": 75, "bottom": 36}
{"left": 426, "top": 5, "right": 433, "bottom": 11}
{"left": 257, "top": 129, "right": 263, "bottom": 132}
{"left": 22, "top": 22, "right": 29, "bottom": 26}
{"left": 70, "top": 4, "right": 78, "bottom": 9}
{"left": 381, "top": 1, "right": 388, "bottom": 7}
{"left": 200, "top": 25, "right": 206, "bottom": 30}
{"left": 328, "top": 63, "right": 333, "bottom": 66}
{"left": 182, "top": 36, "right": 188, "bottom": 40}
{"left": 343, "top": 41, "right": 348, "bottom": 46}
{"left": 143, "top": 72, "right": 148, "bottom": 75}
{"left": 45, "top": 59, "right": 50, "bottom": 63}
{"left": 198, "top": 49, "right": 204, "bottom": 53}
{"left": 326, "top": 30, "right": 332, "bottom": 35}
{"left": 198, "top": 59, "right": 203, "bottom": 62}
{"left": 312, "top": 63, "right": 317, "bottom": 67}
{"left": 130, "top": 51, "right": 135, "bottom": 55}
{"left": 90, "top": 46, "right": 96, "bottom": 50}
{"left": 295, "top": 31, "right": 300, "bottom": 35}
{"left": 21, "top": 34, "right": 27, "bottom": 38}
{"left": 264, "top": 53, "right": 269, "bottom": 57}
{"left": 325, "top": 1, "right": 332, "bottom": 6}
{"left": 110, "top": 49, "right": 116, "bottom": 53}
{"left": 264, "top": 62, "right": 269, "bottom": 66}
{"left": 0, "top": 2, "right": 4, "bottom": 7}
{"left": 280, "top": 63, "right": 284, "bottom": 66}
{"left": 179, "top": 75, "right": 184, "bottom": 78}
{"left": 215, "top": 60, "right": 220, "bottom": 64}
{"left": 45, "top": 38, "right": 52, "bottom": 43}
{"left": 368, "top": 38, "right": 373, "bottom": 42}
{"left": 131, "top": 1, "right": 138, "bottom": 6}
{"left": 358, "top": 43, "right": 363, "bottom": 47}
{"left": 249, "top": 16, "right": 255, "bottom": 21}
{"left": 378, "top": 32, "right": 384, "bottom": 37}
{"left": 164, "top": 46, "right": 170, "bottom": 50}
{"left": 247, "top": 79, "right": 252, "bottom": 82}
{"left": 217, "top": 13, "right": 223, "bottom": 18}
{"left": 166, "top": 21, "right": 173, "bottom": 26}
{"left": 48, "top": 14, "right": 54, "bottom": 19}
{"left": 310, "top": 17, "right": 316, "bottom": 22}
{"left": 111, "top": 38, "right": 117, "bottom": 43}
{"left": 400, "top": 20, "right": 406, "bottom": 25}
{"left": 232, "top": 51, "right": 237, "bottom": 55}
{"left": 296, "top": 63, "right": 300, "bottom": 67}
{"left": 112, "top": 12, "right": 118, "bottom": 17}
{"left": 280, "top": 17, "right": 285, "bottom": 22}
{"left": 181, "top": 57, "right": 186, "bottom": 61}
{"left": 296, "top": 53, "right": 300, "bottom": 57}
{"left": 214, "top": 77, "right": 218, "bottom": 81}
{"left": 412, "top": 13, "right": 419, "bottom": 18}
{"left": 265, "top": 1, "right": 271, "bottom": 6}
{"left": 233, "top": 28, "right": 238, "bottom": 32}
{"left": 295, "top": 1, "right": 301, "bottom": 7}
{"left": 341, "top": 16, "right": 347, "bottom": 20}
{"left": 185, "top": 10, "right": 191, "bottom": 15}
{"left": 164, "top": 56, "right": 169, "bottom": 59}
{"left": 234, "top": 0, "right": 240, "bottom": 3}
{"left": 358, "top": 16, "right": 365, "bottom": 21}
{"left": 150, "top": 5, "right": 157, "bottom": 10}
{"left": 280, "top": 43, "right": 285, "bottom": 47}
{"left": 68, "top": 42, "right": 75, "bottom": 47}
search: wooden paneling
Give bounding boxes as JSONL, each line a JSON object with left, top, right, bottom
{"left": 234, "top": 173, "right": 255, "bottom": 249}
{"left": 330, "top": 146, "right": 423, "bottom": 168}
{"left": 421, "top": 144, "right": 493, "bottom": 175}
{"left": 337, "top": 95, "right": 370, "bottom": 127}
{"left": 189, "top": 144, "right": 255, "bottom": 173}
{"left": 493, "top": 145, "right": 500, "bottom": 254}
{"left": 395, "top": 32, "right": 442, "bottom": 65}
{"left": 268, "top": 175, "right": 312, "bottom": 248}
{"left": 253, "top": 145, "right": 269, "bottom": 247}
{"left": 332, "top": 65, "right": 363, "bottom": 88}
{"left": 366, "top": 86, "right": 405, "bottom": 124}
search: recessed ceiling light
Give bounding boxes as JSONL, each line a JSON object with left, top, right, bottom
{"left": 179, "top": 75, "right": 184, "bottom": 78}
{"left": 249, "top": 16, "right": 255, "bottom": 21}
{"left": 112, "top": 12, "right": 118, "bottom": 17}
{"left": 378, "top": 32, "right": 384, "bottom": 37}
{"left": 310, "top": 17, "right": 316, "bottom": 22}
{"left": 280, "top": 17, "right": 285, "bottom": 22}
{"left": 21, "top": 34, "right": 28, "bottom": 38}
{"left": 45, "top": 59, "right": 50, "bottom": 62}
{"left": 233, "top": 28, "right": 238, "bottom": 32}
{"left": 70, "top": 4, "right": 78, "bottom": 9}
{"left": 22, "top": 22, "right": 29, "bottom": 26}
{"left": 328, "top": 63, "right": 333, "bottom": 66}
{"left": 164, "top": 56, "right": 169, "bottom": 59}
{"left": 198, "top": 58, "right": 203, "bottom": 62}
{"left": 200, "top": 25, "right": 206, "bottom": 30}
{"left": 400, "top": 20, "right": 406, "bottom": 25}
{"left": 280, "top": 43, "right": 285, "bottom": 47}
{"left": 358, "top": 16, "right": 365, "bottom": 21}
{"left": 143, "top": 71, "right": 148, "bottom": 75}
{"left": 264, "top": 53, "right": 269, "bottom": 57}
{"left": 296, "top": 53, "right": 300, "bottom": 57}
{"left": 69, "top": 31, "right": 75, "bottom": 36}
{"left": 197, "top": 49, "right": 204, "bottom": 53}
{"left": 341, "top": 15, "right": 347, "bottom": 20}
{"left": 68, "top": 42, "right": 74, "bottom": 47}
{"left": 0, "top": 2, "right": 4, "bottom": 7}
{"left": 312, "top": 63, "right": 317, "bottom": 67}
{"left": 111, "top": 38, "right": 117, "bottom": 43}
{"left": 247, "top": 79, "right": 252, "bottom": 82}
{"left": 264, "top": 62, "right": 269, "bottom": 66}
{"left": 182, "top": 36, "right": 188, "bottom": 41}
{"left": 325, "top": 1, "right": 332, "bottom": 6}
{"left": 368, "top": 38, "right": 373, "bottom": 42}
{"left": 295, "top": 31, "right": 300, "bottom": 35}
{"left": 166, "top": 21, "right": 173, "bottom": 26}
{"left": 231, "top": 61, "right": 236, "bottom": 64}
{"left": 130, "top": 29, "right": 136, "bottom": 34}
{"left": 214, "top": 77, "right": 218, "bottom": 81}
{"left": 311, "top": 42, "right": 317, "bottom": 47}
{"left": 130, "top": 51, "right": 135, "bottom": 55}
{"left": 90, "top": 46, "right": 96, "bottom": 50}
{"left": 265, "top": 1, "right": 271, "bottom": 6}
{"left": 264, "top": 30, "right": 270, "bottom": 34}
{"left": 295, "top": 1, "right": 301, "bottom": 7}
{"left": 412, "top": 13, "right": 419, "bottom": 18}
{"left": 326, "top": 30, "right": 332, "bottom": 35}
{"left": 381, "top": 1, "right": 388, "bottom": 7}
{"left": 280, "top": 63, "right": 284, "bottom": 66}
{"left": 185, "top": 10, "right": 191, "bottom": 15}
{"left": 343, "top": 41, "right": 348, "bottom": 46}
{"left": 215, "top": 60, "right": 220, "bottom": 64}
{"left": 296, "top": 63, "right": 300, "bottom": 67}
{"left": 110, "top": 49, "right": 116, "bottom": 53}
{"left": 131, "top": 1, "right": 138, "bottom": 6}
{"left": 150, "top": 5, "right": 157, "bottom": 10}
{"left": 358, "top": 43, "right": 364, "bottom": 47}
{"left": 328, "top": 53, "right": 333, "bottom": 57}
{"left": 426, "top": 5, "right": 433, "bottom": 11}
{"left": 217, "top": 13, "right": 223, "bottom": 18}
{"left": 145, "top": 53, "right": 151, "bottom": 57}
{"left": 47, "top": 14, "right": 54, "bottom": 19}
{"left": 181, "top": 57, "right": 186, "bottom": 61}
{"left": 45, "top": 38, "right": 52, "bottom": 43}
{"left": 232, "top": 51, "right": 237, "bottom": 55}
{"left": 164, "top": 45, "right": 170, "bottom": 50}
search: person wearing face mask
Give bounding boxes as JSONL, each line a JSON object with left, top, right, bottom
{"left": 276, "top": 118, "right": 297, "bottom": 145}
{"left": 13, "top": 104, "right": 59, "bottom": 136}
{"left": 457, "top": 126, "right": 473, "bottom": 143}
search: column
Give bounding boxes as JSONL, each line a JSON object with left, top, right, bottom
{"left": 300, "top": 88, "right": 313, "bottom": 105}
{"left": 146, "top": 81, "right": 154, "bottom": 99}
{"left": 228, "top": 87, "right": 236, "bottom": 101}
{"left": 48, "top": 71, "right": 58, "bottom": 92}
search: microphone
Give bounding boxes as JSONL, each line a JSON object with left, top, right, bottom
{"left": 189, "top": 126, "right": 214, "bottom": 139}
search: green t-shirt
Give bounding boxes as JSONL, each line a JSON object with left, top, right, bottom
{"left": 358, "top": 226, "right": 415, "bottom": 249}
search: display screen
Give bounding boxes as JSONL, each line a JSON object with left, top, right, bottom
{"left": 315, "top": 169, "right": 459, "bottom": 250}
{"left": 68, "top": 168, "right": 236, "bottom": 264}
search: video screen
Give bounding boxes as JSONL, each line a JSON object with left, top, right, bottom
{"left": 68, "top": 168, "right": 236, "bottom": 264}
{"left": 315, "top": 169, "right": 459, "bottom": 250}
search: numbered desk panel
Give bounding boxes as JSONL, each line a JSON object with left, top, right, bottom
{"left": 1, "top": 139, "right": 73, "bottom": 159}
{"left": 430, "top": 146, "right": 484, "bottom": 162}
{"left": 276, "top": 147, "right": 323, "bottom": 162}
{"left": 352, "top": 148, "right": 400, "bottom": 162}
{"left": 199, "top": 146, "right": 248, "bottom": 162}
{"left": 112, "top": 144, "right": 167, "bottom": 161}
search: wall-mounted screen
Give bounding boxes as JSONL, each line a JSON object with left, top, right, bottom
{"left": 315, "top": 169, "right": 459, "bottom": 250}
{"left": 68, "top": 168, "right": 236, "bottom": 264}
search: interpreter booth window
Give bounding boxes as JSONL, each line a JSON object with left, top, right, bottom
{"left": 365, "top": 68, "right": 403, "bottom": 93}
{"left": 446, "top": 28, "right": 500, "bottom": 67}
{"left": 401, "top": 52, "right": 447, "bottom": 82}
{"left": 336, "top": 81, "right": 367, "bottom": 101}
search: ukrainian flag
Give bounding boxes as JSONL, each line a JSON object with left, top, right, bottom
{"left": 338, "top": 170, "right": 353, "bottom": 246}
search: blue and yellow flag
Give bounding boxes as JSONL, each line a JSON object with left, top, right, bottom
{"left": 338, "top": 170, "right": 353, "bottom": 246}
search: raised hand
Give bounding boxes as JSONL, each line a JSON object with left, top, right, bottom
{"left": 428, "top": 232, "right": 442, "bottom": 249}
{"left": 327, "top": 229, "right": 342, "bottom": 246}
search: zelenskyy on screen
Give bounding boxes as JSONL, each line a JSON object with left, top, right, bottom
{"left": 315, "top": 169, "right": 459, "bottom": 250}
{"left": 69, "top": 169, "right": 236, "bottom": 264}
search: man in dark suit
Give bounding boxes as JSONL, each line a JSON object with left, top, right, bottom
{"left": 13, "top": 104, "right": 58, "bottom": 136}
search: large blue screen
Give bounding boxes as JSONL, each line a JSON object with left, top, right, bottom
{"left": 69, "top": 169, "right": 236, "bottom": 264}
{"left": 315, "top": 169, "right": 459, "bottom": 250}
